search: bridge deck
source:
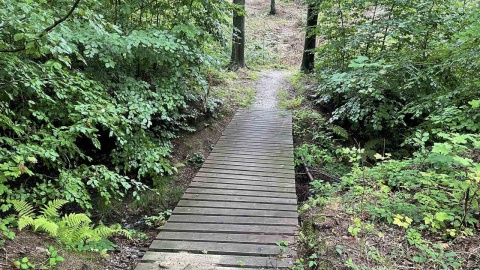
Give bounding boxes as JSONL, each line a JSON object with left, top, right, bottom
{"left": 136, "top": 110, "right": 297, "bottom": 270}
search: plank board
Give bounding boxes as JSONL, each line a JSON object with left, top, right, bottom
{"left": 193, "top": 177, "right": 295, "bottom": 187}
{"left": 137, "top": 252, "right": 292, "bottom": 269}
{"left": 160, "top": 223, "right": 296, "bottom": 235}
{"left": 172, "top": 207, "right": 298, "bottom": 218}
{"left": 194, "top": 172, "right": 294, "bottom": 182}
{"left": 182, "top": 193, "right": 297, "bottom": 205}
{"left": 135, "top": 110, "right": 297, "bottom": 269}
{"left": 200, "top": 163, "right": 293, "bottom": 174}
{"left": 177, "top": 200, "right": 297, "bottom": 211}
{"left": 202, "top": 160, "right": 294, "bottom": 170}
{"left": 149, "top": 240, "right": 286, "bottom": 256}
{"left": 168, "top": 215, "right": 298, "bottom": 226}
{"left": 185, "top": 187, "right": 297, "bottom": 198}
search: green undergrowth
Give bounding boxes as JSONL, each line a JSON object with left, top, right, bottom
{"left": 210, "top": 69, "right": 258, "bottom": 109}
{"left": 292, "top": 83, "right": 480, "bottom": 269}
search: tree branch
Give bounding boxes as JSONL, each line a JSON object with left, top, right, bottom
{"left": 39, "top": 0, "right": 82, "bottom": 38}
{"left": 0, "top": 0, "right": 82, "bottom": 53}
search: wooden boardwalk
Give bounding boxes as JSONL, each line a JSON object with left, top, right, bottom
{"left": 136, "top": 110, "right": 297, "bottom": 270}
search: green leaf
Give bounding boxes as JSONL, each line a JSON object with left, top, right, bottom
{"left": 435, "top": 212, "right": 449, "bottom": 222}
{"left": 13, "top": 33, "right": 24, "bottom": 41}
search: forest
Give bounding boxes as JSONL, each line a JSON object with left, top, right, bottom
{"left": 0, "top": 0, "right": 479, "bottom": 269}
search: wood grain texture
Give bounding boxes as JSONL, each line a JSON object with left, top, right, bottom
{"left": 135, "top": 110, "right": 296, "bottom": 269}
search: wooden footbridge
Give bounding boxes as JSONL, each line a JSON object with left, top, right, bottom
{"left": 136, "top": 110, "right": 298, "bottom": 270}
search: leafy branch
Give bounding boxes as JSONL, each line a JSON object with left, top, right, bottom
{"left": 0, "top": 0, "right": 82, "bottom": 53}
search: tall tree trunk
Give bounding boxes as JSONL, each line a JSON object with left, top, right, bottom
{"left": 230, "top": 0, "right": 246, "bottom": 69}
{"left": 300, "top": 3, "right": 318, "bottom": 73}
{"left": 270, "top": 0, "right": 276, "bottom": 15}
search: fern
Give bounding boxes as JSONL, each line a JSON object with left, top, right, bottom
{"left": 331, "top": 125, "right": 349, "bottom": 139}
{"left": 12, "top": 200, "right": 128, "bottom": 251}
{"left": 40, "top": 199, "right": 68, "bottom": 218}
{"left": 17, "top": 216, "right": 34, "bottom": 231}
{"left": 11, "top": 200, "right": 35, "bottom": 218}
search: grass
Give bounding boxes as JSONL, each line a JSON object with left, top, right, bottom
{"left": 211, "top": 68, "right": 259, "bottom": 109}
{"left": 278, "top": 88, "right": 303, "bottom": 109}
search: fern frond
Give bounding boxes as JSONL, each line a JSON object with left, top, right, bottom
{"left": 121, "top": 229, "right": 132, "bottom": 240}
{"left": 36, "top": 218, "right": 59, "bottom": 237}
{"left": 95, "top": 226, "right": 117, "bottom": 239}
{"left": 61, "top": 213, "right": 91, "bottom": 229}
{"left": 40, "top": 199, "right": 68, "bottom": 218}
{"left": 33, "top": 217, "right": 48, "bottom": 232}
{"left": 11, "top": 200, "right": 35, "bottom": 218}
{"left": 18, "top": 216, "right": 35, "bottom": 230}
{"left": 331, "top": 125, "right": 349, "bottom": 139}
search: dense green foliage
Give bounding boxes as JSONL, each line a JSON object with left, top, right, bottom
{"left": 309, "top": 0, "right": 479, "bottom": 142}
{"left": 0, "top": 0, "right": 230, "bottom": 214}
{"left": 295, "top": 0, "right": 480, "bottom": 268}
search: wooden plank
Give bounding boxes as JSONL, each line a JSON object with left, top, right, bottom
{"left": 205, "top": 155, "right": 293, "bottom": 164}
{"left": 203, "top": 160, "right": 294, "bottom": 170}
{"left": 185, "top": 187, "right": 297, "bottom": 198}
{"left": 193, "top": 177, "right": 295, "bottom": 187}
{"left": 229, "top": 118, "right": 291, "bottom": 123}
{"left": 188, "top": 182, "right": 296, "bottom": 193}
{"left": 204, "top": 156, "right": 294, "bottom": 167}
{"left": 223, "top": 127, "right": 292, "bottom": 132}
{"left": 211, "top": 146, "right": 293, "bottom": 153}
{"left": 160, "top": 223, "right": 297, "bottom": 235}
{"left": 206, "top": 153, "right": 293, "bottom": 163}
{"left": 225, "top": 126, "right": 292, "bottom": 130}
{"left": 213, "top": 146, "right": 294, "bottom": 152}
{"left": 136, "top": 262, "right": 283, "bottom": 270}
{"left": 209, "top": 150, "right": 292, "bottom": 158}
{"left": 225, "top": 124, "right": 290, "bottom": 127}
{"left": 150, "top": 240, "right": 283, "bottom": 256}
{"left": 214, "top": 142, "right": 293, "bottom": 148}
{"left": 227, "top": 121, "right": 292, "bottom": 126}
{"left": 195, "top": 172, "right": 294, "bottom": 182}
{"left": 201, "top": 161, "right": 293, "bottom": 170}
{"left": 199, "top": 166, "right": 293, "bottom": 177}
{"left": 201, "top": 161, "right": 293, "bottom": 171}
{"left": 222, "top": 131, "right": 291, "bottom": 136}
{"left": 177, "top": 200, "right": 297, "bottom": 211}
{"left": 156, "top": 231, "right": 294, "bottom": 244}
{"left": 182, "top": 193, "right": 297, "bottom": 205}
{"left": 219, "top": 137, "right": 292, "bottom": 143}
{"left": 219, "top": 139, "right": 293, "bottom": 145}
{"left": 215, "top": 141, "right": 293, "bottom": 148}
{"left": 217, "top": 137, "right": 292, "bottom": 143}
{"left": 137, "top": 252, "right": 292, "bottom": 268}
{"left": 210, "top": 150, "right": 293, "bottom": 157}
{"left": 172, "top": 207, "right": 298, "bottom": 218}
{"left": 168, "top": 215, "right": 298, "bottom": 226}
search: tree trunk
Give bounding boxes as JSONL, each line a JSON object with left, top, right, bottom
{"left": 230, "top": 0, "right": 246, "bottom": 69}
{"left": 270, "top": 0, "right": 276, "bottom": 15}
{"left": 300, "top": 3, "right": 318, "bottom": 73}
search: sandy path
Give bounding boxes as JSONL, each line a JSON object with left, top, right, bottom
{"left": 252, "top": 70, "right": 290, "bottom": 109}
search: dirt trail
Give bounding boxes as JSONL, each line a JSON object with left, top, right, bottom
{"left": 252, "top": 70, "right": 290, "bottom": 109}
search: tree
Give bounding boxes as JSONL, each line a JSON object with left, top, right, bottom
{"left": 300, "top": 3, "right": 318, "bottom": 72}
{"left": 270, "top": 0, "right": 276, "bottom": 15}
{"left": 230, "top": 0, "right": 246, "bottom": 69}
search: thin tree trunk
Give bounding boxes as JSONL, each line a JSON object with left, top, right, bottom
{"left": 230, "top": 0, "right": 246, "bottom": 69}
{"left": 300, "top": 4, "right": 318, "bottom": 73}
{"left": 270, "top": 0, "right": 276, "bottom": 15}
{"left": 364, "top": 2, "right": 378, "bottom": 57}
